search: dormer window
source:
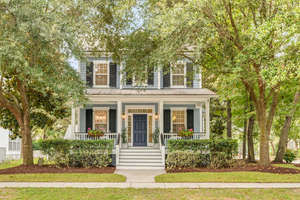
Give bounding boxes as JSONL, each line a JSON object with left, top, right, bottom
{"left": 94, "top": 61, "right": 109, "bottom": 87}
{"left": 171, "top": 62, "right": 186, "bottom": 88}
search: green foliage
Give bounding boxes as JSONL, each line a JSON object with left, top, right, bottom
{"left": 168, "top": 139, "right": 238, "bottom": 154}
{"left": 39, "top": 139, "right": 113, "bottom": 167}
{"left": 121, "top": 128, "right": 127, "bottom": 143}
{"left": 168, "top": 140, "right": 210, "bottom": 152}
{"left": 167, "top": 139, "right": 238, "bottom": 169}
{"left": 283, "top": 150, "right": 296, "bottom": 164}
{"left": 152, "top": 128, "right": 160, "bottom": 144}
{"left": 210, "top": 152, "right": 235, "bottom": 169}
{"left": 166, "top": 151, "right": 210, "bottom": 170}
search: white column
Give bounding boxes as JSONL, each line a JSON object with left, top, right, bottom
{"left": 205, "top": 99, "right": 210, "bottom": 139}
{"left": 159, "top": 100, "right": 164, "bottom": 132}
{"left": 117, "top": 101, "right": 122, "bottom": 134}
{"left": 120, "top": 63, "right": 123, "bottom": 89}
{"left": 199, "top": 104, "right": 203, "bottom": 133}
{"left": 71, "top": 107, "right": 76, "bottom": 133}
{"left": 157, "top": 68, "right": 161, "bottom": 89}
{"left": 76, "top": 107, "right": 80, "bottom": 132}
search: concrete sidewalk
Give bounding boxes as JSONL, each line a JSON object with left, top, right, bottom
{"left": 115, "top": 169, "right": 165, "bottom": 183}
{"left": 1, "top": 182, "right": 300, "bottom": 188}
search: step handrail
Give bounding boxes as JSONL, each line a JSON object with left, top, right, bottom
{"left": 159, "top": 132, "right": 166, "bottom": 166}
{"left": 116, "top": 133, "right": 121, "bottom": 165}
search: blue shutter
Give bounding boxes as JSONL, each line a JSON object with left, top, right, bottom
{"left": 163, "top": 110, "right": 171, "bottom": 133}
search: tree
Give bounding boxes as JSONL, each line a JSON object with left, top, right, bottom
{"left": 147, "top": 0, "right": 300, "bottom": 166}
{"left": 0, "top": 0, "right": 86, "bottom": 165}
{"left": 274, "top": 86, "right": 300, "bottom": 162}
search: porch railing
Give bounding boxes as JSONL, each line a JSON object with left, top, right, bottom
{"left": 163, "top": 132, "right": 206, "bottom": 148}
{"left": 74, "top": 132, "right": 118, "bottom": 146}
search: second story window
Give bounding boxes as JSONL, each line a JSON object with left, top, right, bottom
{"left": 171, "top": 63, "right": 186, "bottom": 87}
{"left": 94, "top": 61, "right": 109, "bottom": 87}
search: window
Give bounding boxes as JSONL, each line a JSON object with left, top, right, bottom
{"left": 172, "top": 110, "right": 186, "bottom": 133}
{"left": 8, "top": 138, "right": 21, "bottom": 152}
{"left": 171, "top": 63, "right": 185, "bottom": 87}
{"left": 94, "top": 61, "right": 109, "bottom": 86}
{"left": 94, "top": 110, "right": 108, "bottom": 131}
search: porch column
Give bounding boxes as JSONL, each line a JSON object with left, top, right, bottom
{"left": 117, "top": 101, "right": 122, "bottom": 134}
{"left": 205, "top": 99, "right": 210, "bottom": 139}
{"left": 71, "top": 107, "right": 76, "bottom": 133}
{"left": 76, "top": 107, "right": 82, "bottom": 132}
{"left": 159, "top": 100, "right": 164, "bottom": 133}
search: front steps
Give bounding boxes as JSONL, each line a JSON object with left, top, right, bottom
{"left": 117, "top": 147, "right": 165, "bottom": 169}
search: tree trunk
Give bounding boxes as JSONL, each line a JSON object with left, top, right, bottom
{"left": 274, "top": 90, "right": 300, "bottom": 162}
{"left": 21, "top": 111, "right": 34, "bottom": 166}
{"left": 226, "top": 100, "right": 232, "bottom": 138}
{"left": 247, "top": 114, "right": 255, "bottom": 162}
{"left": 242, "top": 118, "right": 247, "bottom": 159}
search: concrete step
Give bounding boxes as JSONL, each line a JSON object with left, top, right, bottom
{"left": 120, "top": 149, "right": 161, "bottom": 153}
{"left": 116, "top": 165, "right": 165, "bottom": 170}
{"left": 119, "top": 152, "right": 161, "bottom": 156}
{"left": 119, "top": 155, "right": 162, "bottom": 160}
{"left": 118, "top": 162, "right": 164, "bottom": 167}
{"left": 119, "top": 159, "right": 163, "bottom": 163}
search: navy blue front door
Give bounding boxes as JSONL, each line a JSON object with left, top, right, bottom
{"left": 133, "top": 114, "right": 147, "bottom": 146}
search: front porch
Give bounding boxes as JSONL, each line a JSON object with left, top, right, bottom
{"left": 66, "top": 90, "right": 214, "bottom": 168}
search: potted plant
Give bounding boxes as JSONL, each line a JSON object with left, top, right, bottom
{"left": 152, "top": 128, "right": 160, "bottom": 148}
{"left": 87, "top": 128, "right": 105, "bottom": 137}
{"left": 177, "top": 128, "right": 193, "bottom": 139}
{"left": 121, "top": 128, "right": 128, "bottom": 148}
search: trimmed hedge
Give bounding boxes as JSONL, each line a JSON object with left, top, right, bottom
{"left": 39, "top": 139, "right": 113, "bottom": 168}
{"left": 166, "top": 139, "right": 238, "bottom": 169}
{"left": 166, "top": 151, "right": 210, "bottom": 169}
{"left": 168, "top": 139, "right": 238, "bottom": 155}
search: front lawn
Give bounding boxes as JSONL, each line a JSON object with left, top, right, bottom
{"left": 0, "top": 160, "right": 22, "bottom": 170}
{"left": 1, "top": 188, "right": 299, "bottom": 200}
{"left": 0, "top": 173, "right": 126, "bottom": 182}
{"left": 273, "top": 164, "right": 300, "bottom": 170}
{"left": 155, "top": 172, "right": 300, "bottom": 183}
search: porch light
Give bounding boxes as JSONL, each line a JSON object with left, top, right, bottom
{"left": 154, "top": 112, "right": 159, "bottom": 120}
{"left": 122, "top": 112, "right": 126, "bottom": 120}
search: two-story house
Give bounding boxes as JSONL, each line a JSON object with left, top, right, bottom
{"left": 67, "top": 56, "right": 216, "bottom": 169}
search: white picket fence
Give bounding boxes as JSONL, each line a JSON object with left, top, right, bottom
{"left": 0, "top": 147, "right": 6, "bottom": 163}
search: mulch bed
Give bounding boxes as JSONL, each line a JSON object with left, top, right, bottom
{"left": 167, "top": 164, "right": 300, "bottom": 174}
{"left": 0, "top": 165, "right": 115, "bottom": 175}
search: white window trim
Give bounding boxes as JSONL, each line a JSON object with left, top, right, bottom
{"left": 125, "top": 105, "right": 155, "bottom": 147}
{"left": 92, "top": 107, "right": 109, "bottom": 132}
{"left": 93, "top": 60, "right": 110, "bottom": 88}
{"left": 171, "top": 108, "right": 187, "bottom": 133}
{"left": 170, "top": 61, "right": 186, "bottom": 88}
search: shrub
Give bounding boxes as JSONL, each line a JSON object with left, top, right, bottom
{"left": 210, "top": 152, "right": 234, "bottom": 169}
{"left": 167, "top": 139, "right": 238, "bottom": 169}
{"left": 166, "top": 151, "right": 210, "bottom": 169}
{"left": 283, "top": 150, "right": 296, "bottom": 164}
{"left": 39, "top": 139, "right": 113, "bottom": 167}
{"left": 168, "top": 140, "right": 210, "bottom": 152}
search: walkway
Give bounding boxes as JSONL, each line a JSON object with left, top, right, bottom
{"left": 1, "top": 182, "right": 300, "bottom": 188}
{"left": 115, "top": 169, "right": 165, "bottom": 183}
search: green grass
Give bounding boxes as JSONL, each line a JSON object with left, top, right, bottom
{"left": 273, "top": 164, "right": 300, "bottom": 170}
{"left": 0, "top": 173, "right": 126, "bottom": 182}
{"left": 155, "top": 172, "right": 300, "bottom": 183}
{"left": 1, "top": 188, "right": 300, "bottom": 200}
{"left": 0, "top": 160, "right": 22, "bottom": 170}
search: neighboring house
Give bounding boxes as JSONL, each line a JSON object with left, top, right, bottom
{"left": 67, "top": 56, "right": 216, "bottom": 169}
{"left": 0, "top": 127, "right": 21, "bottom": 161}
